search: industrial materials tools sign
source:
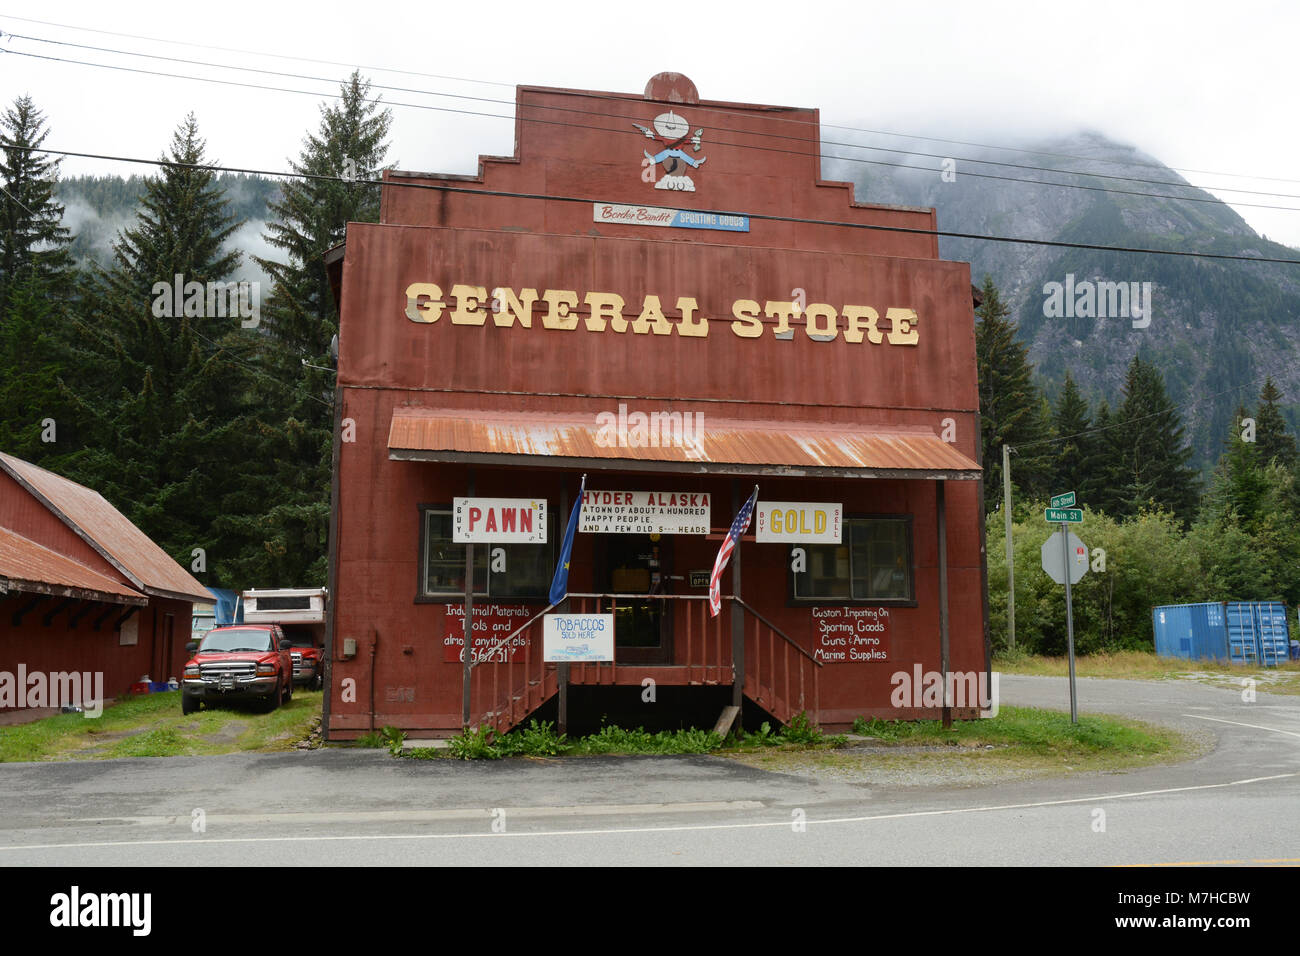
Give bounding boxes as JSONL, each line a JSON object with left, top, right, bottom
{"left": 579, "top": 490, "right": 710, "bottom": 535}
{"left": 755, "top": 502, "right": 842, "bottom": 543}
{"left": 442, "top": 604, "right": 535, "bottom": 663}
{"left": 544, "top": 613, "right": 615, "bottom": 662}
{"left": 812, "top": 607, "right": 890, "bottom": 663}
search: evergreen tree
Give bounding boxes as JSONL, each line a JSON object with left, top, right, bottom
{"left": 64, "top": 115, "right": 278, "bottom": 586}
{"left": 255, "top": 70, "right": 392, "bottom": 407}
{"left": 0, "top": 95, "right": 73, "bottom": 309}
{"left": 1108, "top": 355, "right": 1200, "bottom": 522}
{"left": 1254, "top": 376, "right": 1297, "bottom": 470}
{"left": 1088, "top": 400, "right": 1125, "bottom": 515}
{"left": 0, "top": 96, "right": 81, "bottom": 464}
{"left": 235, "top": 72, "right": 393, "bottom": 585}
{"left": 1050, "top": 372, "right": 1098, "bottom": 500}
{"left": 975, "top": 274, "right": 1051, "bottom": 512}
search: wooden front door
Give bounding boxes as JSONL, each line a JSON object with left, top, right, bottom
{"left": 603, "top": 534, "right": 673, "bottom": 665}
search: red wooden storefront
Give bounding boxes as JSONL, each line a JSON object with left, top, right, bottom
{"left": 324, "top": 73, "right": 988, "bottom": 739}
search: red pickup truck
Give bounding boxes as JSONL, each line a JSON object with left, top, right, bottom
{"left": 182, "top": 624, "right": 293, "bottom": 715}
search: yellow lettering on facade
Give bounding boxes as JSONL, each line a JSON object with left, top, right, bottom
{"left": 886, "top": 307, "right": 920, "bottom": 346}
{"left": 675, "top": 297, "right": 708, "bottom": 337}
{"left": 493, "top": 288, "right": 537, "bottom": 328}
{"left": 404, "top": 283, "right": 918, "bottom": 347}
{"left": 405, "top": 283, "right": 444, "bottom": 323}
{"left": 630, "top": 295, "right": 674, "bottom": 335}
{"left": 842, "top": 305, "right": 882, "bottom": 344}
{"left": 730, "top": 299, "right": 763, "bottom": 338}
{"left": 814, "top": 511, "right": 826, "bottom": 535}
{"left": 541, "top": 290, "right": 580, "bottom": 330}
{"left": 450, "top": 284, "right": 488, "bottom": 325}
{"left": 764, "top": 301, "right": 797, "bottom": 337}
{"left": 585, "top": 291, "right": 624, "bottom": 332}
{"left": 804, "top": 304, "right": 838, "bottom": 341}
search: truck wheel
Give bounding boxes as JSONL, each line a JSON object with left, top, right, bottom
{"left": 262, "top": 680, "right": 281, "bottom": 713}
{"left": 313, "top": 671, "right": 323, "bottom": 691}
{"left": 284, "top": 677, "right": 292, "bottom": 704}
{"left": 182, "top": 694, "right": 199, "bottom": 716}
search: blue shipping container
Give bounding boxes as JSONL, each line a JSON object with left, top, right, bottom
{"left": 1152, "top": 602, "right": 1290, "bottom": 667}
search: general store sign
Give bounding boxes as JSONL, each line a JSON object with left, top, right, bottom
{"left": 452, "top": 497, "right": 547, "bottom": 543}
{"left": 592, "top": 202, "right": 750, "bottom": 233}
{"left": 755, "top": 501, "right": 842, "bottom": 543}
{"left": 543, "top": 613, "right": 615, "bottom": 662}
{"left": 580, "top": 490, "right": 710, "bottom": 535}
{"left": 404, "top": 283, "right": 921, "bottom": 346}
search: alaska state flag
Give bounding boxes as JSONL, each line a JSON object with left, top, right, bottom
{"left": 548, "top": 474, "right": 587, "bottom": 605}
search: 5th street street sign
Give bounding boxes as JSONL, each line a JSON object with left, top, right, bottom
{"left": 1044, "top": 507, "right": 1083, "bottom": 523}
{"left": 1050, "top": 491, "right": 1075, "bottom": 508}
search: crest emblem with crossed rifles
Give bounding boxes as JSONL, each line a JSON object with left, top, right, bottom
{"left": 634, "top": 110, "right": 705, "bottom": 192}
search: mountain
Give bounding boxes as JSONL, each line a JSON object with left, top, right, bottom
{"left": 825, "top": 132, "right": 1300, "bottom": 471}
{"left": 55, "top": 173, "right": 281, "bottom": 287}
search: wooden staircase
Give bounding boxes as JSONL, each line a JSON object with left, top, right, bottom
{"left": 466, "top": 595, "right": 821, "bottom": 736}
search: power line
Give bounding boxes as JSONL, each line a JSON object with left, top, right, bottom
{"left": 7, "top": 29, "right": 1299, "bottom": 204}
{"left": 17, "top": 143, "right": 1300, "bottom": 265}
{"left": 0, "top": 183, "right": 37, "bottom": 216}
{"left": 11, "top": 47, "right": 1300, "bottom": 217}
{"left": 5, "top": 10, "right": 1299, "bottom": 188}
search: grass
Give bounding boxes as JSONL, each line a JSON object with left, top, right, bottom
{"left": 994, "top": 649, "right": 1300, "bottom": 695}
{"left": 407, "top": 705, "right": 1185, "bottom": 779}
{"left": 0, "top": 689, "right": 323, "bottom": 762}
{"left": 728, "top": 705, "right": 1197, "bottom": 779}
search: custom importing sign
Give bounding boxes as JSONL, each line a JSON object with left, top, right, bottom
{"left": 754, "top": 501, "right": 842, "bottom": 543}
{"left": 543, "top": 613, "right": 615, "bottom": 662}
{"left": 452, "top": 497, "right": 547, "bottom": 543}
{"left": 579, "top": 490, "right": 710, "bottom": 535}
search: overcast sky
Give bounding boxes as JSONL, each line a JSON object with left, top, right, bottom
{"left": 4, "top": 0, "right": 1298, "bottom": 247}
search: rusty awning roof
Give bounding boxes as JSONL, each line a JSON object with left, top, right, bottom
{"left": 388, "top": 407, "right": 981, "bottom": 479}
{"left": 0, "top": 452, "right": 211, "bottom": 603}
{"left": 0, "top": 527, "right": 147, "bottom": 606}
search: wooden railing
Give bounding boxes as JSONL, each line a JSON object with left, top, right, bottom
{"left": 737, "top": 598, "right": 822, "bottom": 726}
{"left": 465, "top": 594, "right": 819, "bottom": 733}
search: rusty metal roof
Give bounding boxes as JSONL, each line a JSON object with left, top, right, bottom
{"left": 388, "top": 407, "right": 981, "bottom": 479}
{"left": 0, "top": 526, "right": 146, "bottom": 605}
{"left": 0, "top": 452, "right": 211, "bottom": 603}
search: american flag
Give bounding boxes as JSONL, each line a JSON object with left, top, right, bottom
{"left": 709, "top": 486, "right": 758, "bottom": 617}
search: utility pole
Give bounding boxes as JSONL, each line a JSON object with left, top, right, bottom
{"left": 1003, "top": 444, "right": 1015, "bottom": 650}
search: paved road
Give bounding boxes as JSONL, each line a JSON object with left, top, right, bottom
{"left": 0, "top": 675, "right": 1296, "bottom": 865}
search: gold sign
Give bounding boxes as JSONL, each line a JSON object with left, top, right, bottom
{"left": 403, "top": 283, "right": 919, "bottom": 345}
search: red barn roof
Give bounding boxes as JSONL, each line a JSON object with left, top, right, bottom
{"left": 0, "top": 452, "right": 209, "bottom": 603}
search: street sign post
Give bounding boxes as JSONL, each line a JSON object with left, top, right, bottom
{"left": 1050, "top": 491, "right": 1075, "bottom": 509}
{"left": 1044, "top": 507, "right": 1083, "bottom": 523}
{"left": 1041, "top": 526, "right": 1087, "bottom": 724}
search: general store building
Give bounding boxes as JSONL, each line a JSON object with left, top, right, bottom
{"left": 324, "top": 72, "right": 988, "bottom": 739}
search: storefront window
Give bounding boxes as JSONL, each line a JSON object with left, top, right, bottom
{"left": 792, "top": 517, "right": 913, "bottom": 603}
{"left": 419, "top": 507, "right": 553, "bottom": 600}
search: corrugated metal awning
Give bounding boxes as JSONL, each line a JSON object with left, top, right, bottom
{"left": 388, "top": 407, "right": 981, "bottom": 479}
{"left": 0, "top": 527, "right": 147, "bottom": 606}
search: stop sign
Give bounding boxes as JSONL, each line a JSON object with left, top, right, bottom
{"left": 1041, "top": 530, "right": 1088, "bottom": 585}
